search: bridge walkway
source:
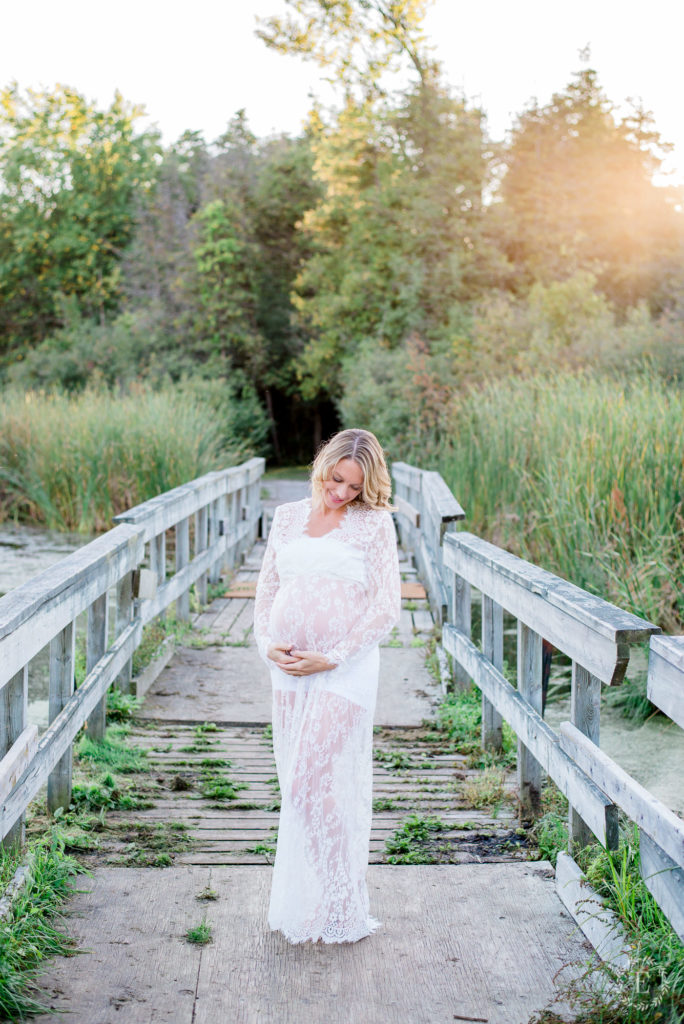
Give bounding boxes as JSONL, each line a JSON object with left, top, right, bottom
{"left": 31, "top": 482, "right": 590, "bottom": 1024}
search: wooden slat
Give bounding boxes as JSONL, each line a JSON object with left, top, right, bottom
{"left": 555, "top": 853, "right": 629, "bottom": 967}
{"left": 444, "top": 532, "right": 659, "bottom": 685}
{"left": 443, "top": 624, "right": 618, "bottom": 847}
{"left": 639, "top": 830, "right": 684, "bottom": 942}
{"left": 647, "top": 636, "right": 684, "bottom": 729}
{"left": 421, "top": 471, "right": 466, "bottom": 524}
{"left": 559, "top": 720, "right": 684, "bottom": 870}
{"left": 0, "top": 725, "right": 38, "bottom": 804}
{"left": 0, "top": 524, "right": 144, "bottom": 689}
{"left": 400, "top": 582, "right": 426, "bottom": 600}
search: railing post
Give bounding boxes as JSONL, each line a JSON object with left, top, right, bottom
{"left": 149, "top": 532, "right": 166, "bottom": 592}
{"left": 569, "top": 662, "right": 601, "bottom": 849}
{"left": 209, "top": 497, "right": 222, "bottom": 584}
{"left": 1, "top": 667, "right": 28, "bottom": 849}
{"left": 517, "top": 621, "right": 543, "bottom": 818}
{"left": 115, "top": 573, "right": 134, "bottom": 694}
{"left": 48, "top": 621, "right": 75, "bottom": 813}
{"left": 195, "top": 506, "right": 208, "bottom": 606}
{"left": 86, "top": 593, "right": 108, "bottom": 740}
{"left": 481, "top": 596, "right": 504, "bottom": 752}
{"left": 452, "top": 573, "right": 471, "bottom": 689}
{"left": 175, "top": 516, "right": 190, "bottom": 620}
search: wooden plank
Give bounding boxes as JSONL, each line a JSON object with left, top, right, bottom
{"left": 114, "top": 572, "right": 134, "bottom": 693}
{"left": 411, "top": 609, "right": 434, "bottom": 634}
{"left": 47, "top": 621, "right": 75, "bottom": 813}
{"left": 394, "top": 495, "right": 420, "bottom": 528}
{"left": 555, "top": 852, "right": 629, "bottom": 967}
{"left": 223, "top": 582, "right": 257, "bottom": 598}
{"left": 481, "top": 596, "right": 503, "bottom": 752}
{"left": 195, "top": 506, "right": 209, "bottom": 606}
{"left": 390, "top": 461, "right": 424, "bottom": 492}
{"left": 175, "top": 516, "right": 190, "bottom": 622}
{"left": 0, "top": 668, "right": 27, "bottom": 848}
{"left": 647, "top": 636, "right": 684, "bottom": 729}
{"left": 517, "top": 622, "right": 543, "bottom": 818}
{"left": 86, "top": 593, "right": 108, "bottom": 740}
{"left": 0, "top": 620, "right": 141, "bottom": 840}
{"left": 401, "top": 582, "right": 426, "bottom": 600}
{"left": 559, "top": 721, "right": 684, "bottom": 870}
{"left": 443, "top": 624, "right": 618, "bottom": 847}
{"left": 0, "top": 523, "right": 143, "bottom": 689}
{"left": 444, "top": 532, "right": 659, "bottom": 685}
{"left": 421, "top": 470, "right": 466, "bottom": 524}
{"left": 569, "top": 663, "right": 601, "bottom": 849}
{"left": 639, "top": 830, "right": 684, "bottom": 942}
{"left": 0, "top": 725, "right": 38, "bottom": 804}
{"left": 452, "top": 572, "right": 471, "bottom": 688}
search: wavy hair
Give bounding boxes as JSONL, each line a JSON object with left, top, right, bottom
{"left": 310, "top": 429, "right": 394, "bottom": 511}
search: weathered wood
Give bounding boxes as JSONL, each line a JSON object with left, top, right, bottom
{"left": 647, "top": 636, "right": 684, "bottom": 729}
{"left": 175, "top": 516, "right": 190, "bottom": 622}
{"left": 421, "top": 470, "right": 466, "bottom": 526}
{"left": 417, "top": 534, "right": 449, "bottom": 622}
{"left": 142, "top": 534, "right": 227, "bottom": 626}
{"left": 559, "top": 721, "right": 684, "bottom": 870}
{"left": 394, "top": 494, "right": 420, "bottom": 528}
{"left": 0, "top": 620, "right": 141, "bottom": 840}
{"left": 443, "top": 532, "right": 659, "bottom": 685}
{"left": 555, "top": 852, "right": 629, "bottom": 967}
{"left": 517, "top": 622, "right": 543, "bottom": 818}
{"left": 149, "top": 531, "right": 166, "bottom": 587}
{"left": 443, "top": 625, "right": 618, "bottom": 847}
{"left": 195, "top": 506, "right": 209, "bottom": 606}
{"left": 209, "top": 497, "right": 222, "bottom": 584}
{"left": 86, "top": 593, "right": 108, "bottom": 740}
{"left": 113, "top": 458, "right": 265, "bottom": 542}
{"left": 114, "top": 573, "right": 134, "bottom": 694}
{"left": 0, "top": 668, "right": 27, "bottom": 848}
{"left": 0, "top": 725, "right": 38, "bottom": 804}
{"left": 452, "top": 573, "right": 472, "bottom": 688}
{"left": 569, "top": 663, "right": 601, "bottom": 849}
{"left": 0, "top": 524, "right": 144, "bottom": 690}
{"left": 47, "top": 621, "right": 75, "bottom": 813}
{"left": 391, "top": 461, "right": 424, "bottom": 493}
{"left": 481, "top": 596, "right": 504, "bottom": 752}
{"left": 639, "top": 830, "right": 684, "bottom": 942}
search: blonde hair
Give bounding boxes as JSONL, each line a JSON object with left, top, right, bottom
{"left": 310, "top": 429, "right": 394, "bottom": 511}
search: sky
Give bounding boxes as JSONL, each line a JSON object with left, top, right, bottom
{"left": 2, "top": 0, "right": 684, "bottom": 183}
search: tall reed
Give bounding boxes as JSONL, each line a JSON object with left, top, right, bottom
{"left": 436, "top": 372, "right": 684, "bottom": 630}
{"left": 0, "top": 385, "right": 239, "bottom": 533}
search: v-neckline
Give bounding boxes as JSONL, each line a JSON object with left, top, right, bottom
{"left": 303, "top": 497, "right": 351, "bottom": 539}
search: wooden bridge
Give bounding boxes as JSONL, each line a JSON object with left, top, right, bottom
{"left": 0, "top": 457, "right": 683, "bottom": 1023}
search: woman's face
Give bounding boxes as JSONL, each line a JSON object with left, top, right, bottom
{"left": 322, "top": 458, "right": 364, "bottom": 510}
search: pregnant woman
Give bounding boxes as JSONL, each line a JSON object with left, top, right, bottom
{"left": 254, "top": 428, "right": 401, "bottom": 944}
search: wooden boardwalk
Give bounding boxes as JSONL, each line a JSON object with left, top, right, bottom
{"left": 30, "top": 492, "right": 592, "bottom": 1024}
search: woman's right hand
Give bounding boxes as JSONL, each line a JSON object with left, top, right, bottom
{"left": 267, "top": 643, "right": 300, "bottom": 667}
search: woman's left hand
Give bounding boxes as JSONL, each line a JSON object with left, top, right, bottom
{"left": 278, "top": 650, "right": 336, "bottom": 676}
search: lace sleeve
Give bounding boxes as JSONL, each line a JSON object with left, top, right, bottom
{"left": 253, "top": 506, "right": 280, "bottom": 664}
{"left": 326, "top": 511, "right": 401, "bottom": 668}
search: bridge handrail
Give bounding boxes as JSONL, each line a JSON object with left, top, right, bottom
{"left": 0, "top": 456, "right": 265, "bottom": 847}
{"left": 391, "top": 461, "right": 681, "bottom": 940}
{"left": 391, "top": 461, "right": 465, "bottom": 621}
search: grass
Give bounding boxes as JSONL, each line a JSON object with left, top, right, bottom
{"left": 0, "top": 828, "right": 85, "bottom": 1020}
{"left": 185, "top": 921, "right": 212, "bottom": 946}
{"left": 384, "top": 814, "right": 448, "bottom": 864}
{"left": 534, "top": 827, "right": 684, "bottom": 1024}
{"left": 436, "top": 371, "right": 684, "bottom": 634}
{"left": 461, "top": 766, "right": 507, "bottom": 809}
{"left": 75, "top": 725, "right": 148, "bottom": 775}
{"left": 0, "top": 384, "right": 239, "bottom": 533}
{"left": 373, "top": 748, "right": 414, "bottom": 772}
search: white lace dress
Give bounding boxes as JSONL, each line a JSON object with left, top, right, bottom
{"left": 253, "top": 497, "right": 401, "bottom": 943}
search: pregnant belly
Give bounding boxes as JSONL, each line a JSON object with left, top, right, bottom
{"left": 269, "top": 576, "right": 367, "bottom": 653}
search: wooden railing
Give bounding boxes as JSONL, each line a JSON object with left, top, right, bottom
{"left": 0, "top": 457, "right": 264, "bottom": 849}
{"left": 392, "top": 461, "right": 683, "bottom": 942}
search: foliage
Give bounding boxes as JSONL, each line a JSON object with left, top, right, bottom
{"left": 0, "top": 84, "right": 159, "bottom": 353}
{"left": 185, "top": 920, "right": 212, "bottom": 945}
{"left": 0, "top": 829, "right": 84, "bottom": 1020}
{"left": 0, "top": 383, "right": 253, "bottom": 532}
{"left": 76, "top": 726, "right": 148, "bottom": 775}
{"left": 384, "top": 813, "right": 446, "bottom": 863}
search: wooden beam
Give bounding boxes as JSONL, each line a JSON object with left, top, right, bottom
{"left": 559, "top": 721, "right": 684, "bottom": 870}
{"left": 517, "top": 622, "right": 543, "bottom": 818}
{"left": 47, "top": 621, "right": 75, "bottom": 813}
{"left": 647, "top": 636, "right": 684, "bottom": 729}
{"left": 394, "top": 495, "right": 420, "bottom": 528}
{"left": 555, "top": 853, "right": 629, "bottom": 967}
{"left": 0, "top": 725, "right": 38, "bottom": 805}
{"left": 639, "top": 830, "right": 684, "bottom": 942}
{"left": 443, "top": 625, "right": 618, "bottom": 847}
{"left": 444, "top": 532, "right": 659, "bottom": 685}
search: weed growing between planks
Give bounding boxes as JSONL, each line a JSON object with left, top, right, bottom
{"left": 0, "top": 828, "right": 86, "bottom": 1021}
{"left": 530, "top": 825, "right": 684, "bottom": 1024}
{"left": 185, "top": 920, "right": 212, "bottom": 946}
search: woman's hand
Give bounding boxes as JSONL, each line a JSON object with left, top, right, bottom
{"left": 278, "top": 649, "right": 336, "bottom": 676}
{"left": 267, "top": 643, "right": 300, "bottom": 667}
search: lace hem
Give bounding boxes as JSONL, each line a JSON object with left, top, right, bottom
{"left": 270, "top": 915, "right": 382, "bottom": 945}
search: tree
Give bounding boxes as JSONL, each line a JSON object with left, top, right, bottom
{"left": 495, "top": 67, "right": 683, "bottom": 308}
{"left": 0, "top": 84, "right": 160, "bottom": 353}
